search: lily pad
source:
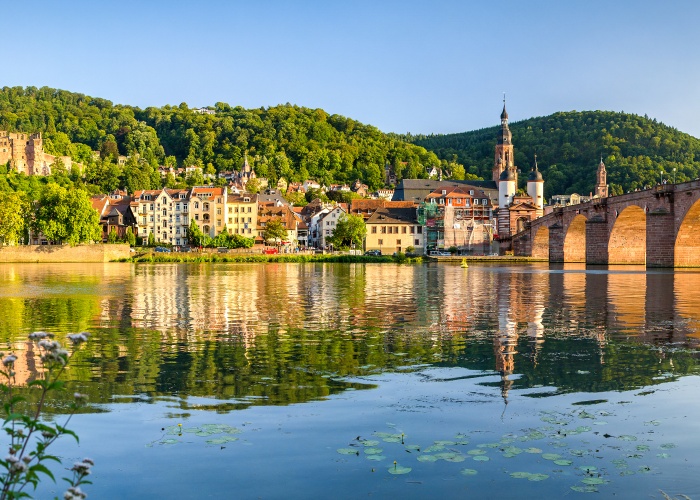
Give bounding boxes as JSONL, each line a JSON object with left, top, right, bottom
{"left": 417, "top": 454, "right": 439, "bottom": 463}
{"left": 510, "top": 472, "right": 532, "bottom": 479}
{"left": 619, "top": 435, "right": 637, "bottom": 442}
{"left": 581, "top": 477, "right": 608, "bottom": 485}
{"left": 473, "top": 455, "right": 490, "bottom": 462}
{"left": 364, "top": 448, "right": 383, "bottom": 455}
{"left": 542, "top": 453, "right": 562, "bottom": 461}
{"left": 362, "top": 440, "right": 380, "bottom": 447}
{"left": 656, "top": 453, "right": 670, "bottom": 459}
{"left": 569, "top": 449, "right": 588, "bottom": 457}
{"left": 387, "top": 464, "right": 412, "bottom": 475}
{"left": 524, "top": 447, "right": 543, "bottom": 454}
{"left": 660, "top": 443, "right": 677, "bottom": 449}
{"left": 404, "top": 444, "right": 421, "bottom": 451}
{"left": 366, "top": 455, "right": 386, "bottom": 462}
{"left": 434, "top": 440, "right": 456, "bottom": 446}
{"left": 434, "top": 452, "right": 459, "bottom": 460}
{"left": 423, "top": 444, "right": 445, "bottom": 453}
{"left": 445, "top": 455, "right": 466, "bottom": 463}
{"left": 571, "top": 485, "right": 598, "bottom": 493}
{"left": 528, "top": 473, "right": 549, "bottom": 481}
{"left": 554, "top": 459, "right": 573, "bottom": 466}
{"left": 337, "top": 448, "right": 359, "bottom": 455}
{"left": 460, "top": 468, "right": 478, "bottom": 476}
{"left": 206, "top": 436, "right": 239, "bottom": 444}
{"left": 161, "top": 438, "right": 179, "bottom": 445}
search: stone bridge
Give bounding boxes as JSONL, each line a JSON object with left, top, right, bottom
{"left": 511, "top": 179, "right": 700, "bottom": 267}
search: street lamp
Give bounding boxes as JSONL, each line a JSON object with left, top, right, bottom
{"left": 660, "top": 170, "right": 664, "bottom": 184}
{"left": 673, "top": 167, "right": 677, "bottom": 184}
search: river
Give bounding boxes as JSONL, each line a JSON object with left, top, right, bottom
{"left": 1, "top": 262, "right": 698, "bottom": 498}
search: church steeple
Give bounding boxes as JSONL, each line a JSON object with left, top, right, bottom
{"left": 493, "top": 95, "right": 515, "bottom": 182}
{"left": 595, "top": 156, "right": 608, "bottom": 198}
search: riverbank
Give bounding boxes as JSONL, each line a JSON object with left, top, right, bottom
{"left": 0, "top": 244, "right": 131, "bottom": 263}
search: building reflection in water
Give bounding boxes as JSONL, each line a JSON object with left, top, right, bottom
{"left": 1, "top": 262, "right": 700, "bottom": 393}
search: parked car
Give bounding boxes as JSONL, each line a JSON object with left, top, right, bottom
{"left": 365, "top": 250, "right": 381, "bottom": 256}
{"left": 154, "top": 246, "right": 171, "bottom": 253}
{"left": 264, "top": 247, "right": 279, "bottom": 254}
{"left": 429, "top": 250, "right": 451, "bottom": 256}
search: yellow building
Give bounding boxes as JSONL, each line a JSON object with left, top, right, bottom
{"left": 365, "top": 207, "right": 423, "bottom": 255}
{"left": 225, "top": 192, "right": 258, "bottom": 238}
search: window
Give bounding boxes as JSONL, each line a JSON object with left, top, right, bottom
{"left": 417, "top": 226, "right": 422, "bottom": 234}
{"left": 378, "top": 239, "right": 383, "bottom": 245}
{"left": 176, "top": 215, "right": 180, "bottom": 222}
{"left": 469, "top": 190, "right": 474, "bottom": 195}
{"left": 228, "top": 207, "right": 232, "bottom": 213}
{"left": 247, "top": 217, "right": 251, "bottom": 223}
{"left": 195, "top": 202, "right": 199, "bottom": 209}
{"left": 371, "top": 226, "right": 377, "bottom": 234}
{"left": 149, "top": 216, "right": 154, "bottom": 222}
{"left": 235, "top": 207, "right": 239, "bottom": 213}
{"left": 150, "top": 204, "right": 154, "bottom": 210}
{"left": 228, "top": 217, "right": 232, "bottom": 224}
{"left": 162, "top": 209, "right": 167, "bottom": 215}
{"left": 381, "top": 226, "right": 386, "bottom": 234}
{"left": 217, "top": 208, "right": 222, "bottom": 215}
{"left": 415, "top": 239, "right": 420, "bottom": 246}
{"left": 396, "top": 239, "right": 401, "bottom": 245}
{"left": 183, "top": 204, "right": 188, "bottom": 211}
{"left": 203, "top": 203, "right": 210, "bottom": 211}
{"left": 409, "top": 226, "right": 414, "bottom": 234}
{"left": 483, "top": 199, "right": 488, "bottom": 205}
{"left": 474, "top": 199, "right": 479, "bottom": 205}
{"left": 402, "top": 226, "right": 407, "bottom": 234}
{"left": 195, "top": 214, "right": 199, "bottom": 220}
{"left": 247, "top": 207, "right": 252, "bottom": 213}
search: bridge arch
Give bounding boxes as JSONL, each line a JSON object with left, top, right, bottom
{"left": 609, "top": 205, "right": 646, "bottom": 265}
{"left": 531, "top": 226, "right": 549, "bottom": 259}
{"left": 563, "top": 214, "right": 587, "bottom": 262}
{"left": 675, "top": 198, "right": 700, "bottom": 267}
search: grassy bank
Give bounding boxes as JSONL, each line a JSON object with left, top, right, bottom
{"left": 117, "top": 253, "right": 424, "bottom": 264}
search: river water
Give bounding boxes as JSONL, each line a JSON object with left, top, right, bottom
{"left": 1, "top": 262, "right": 699, "bottom": 498}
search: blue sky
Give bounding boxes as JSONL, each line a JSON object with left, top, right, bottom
{"left": 6, "top": 1, "right": 700, "bottom": 137}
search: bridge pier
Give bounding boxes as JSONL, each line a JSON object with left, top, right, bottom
{"left": 585, "top": 217, "right": 609, "bottom": 265}
{"left": 549, "top": 223, "right": 565, "bottom": 263}
{"left": 646, "top": 210, "right": 675, "bottom": 268}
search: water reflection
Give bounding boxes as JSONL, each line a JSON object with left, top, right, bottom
{"left": 0, "top": 263, "right": 699, "bottom": 410}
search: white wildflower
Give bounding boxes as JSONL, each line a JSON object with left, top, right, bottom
{"left": 2, "top": 354, "right": 17, "bottom": 367}
{"left": 29, "top": 331, "right": 52, "bottom": 341}
{"left": 67, "top": 333, "right": 89, "bottom": 345}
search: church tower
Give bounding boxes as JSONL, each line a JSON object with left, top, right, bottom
{"left": 493, "top": 97, "right": 515, "bottom": 183}
{"left": 595, "top": 156, "right": 608, "bottom": 198}
{"left": 527, "top": 154, "right": 544, "bottom": 210}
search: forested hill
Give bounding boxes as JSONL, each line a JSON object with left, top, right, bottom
{"left": 0, "top": 86, "right": 445, "bottom": 192}
{"left": 408, "top": 111, "right": 700, "bottom": 197}
{"left": 2, "top": 87, "right": 700, "bottom": 199}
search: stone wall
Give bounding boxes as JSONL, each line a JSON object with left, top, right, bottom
{"left": 0, "top": 244, "right": 130, "bottom": 263}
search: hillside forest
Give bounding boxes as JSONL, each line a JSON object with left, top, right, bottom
{"left": 1, "top": 86, "right": 700, "bottom": 201}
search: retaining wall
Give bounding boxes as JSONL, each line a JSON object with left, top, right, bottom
{"left": 0, "top": 244, "right": 130, "bottom": 263}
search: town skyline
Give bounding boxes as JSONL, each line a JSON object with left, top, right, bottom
{"left": 4, "top": 1, "right": 700, "bottom": 137}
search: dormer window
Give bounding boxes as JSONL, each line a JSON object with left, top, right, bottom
{"left": 441, "top": 190, "right": 447, "bottom": 195}
{"left": 469, "top": 190, "right": 474, "bottom": 195}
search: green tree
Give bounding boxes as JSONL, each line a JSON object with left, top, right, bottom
{"left": 263, "top": 219, "right": 287, "bottom": 245}
{"left": 147, "top": 232, "right": 155, "bottom": 247}
{"left": 107, "top": 227, "right": 119, "bottom": 243}
{"left": 327, "top": 214, "right": 367, "bottom": 250}
{"left": 125, "top": 226, "right": 136, "bottom": 246}
{"left": 33, "top": 184, "right": 101, "bottom": 245}
{"left": 0, "top": 191, "right": 29, "bottom": 245}
{"left": 245, "top": 178, "right": 262, "bottom": 194}
{"left": 188, "top": 219, "right": 204, "bottom": 247}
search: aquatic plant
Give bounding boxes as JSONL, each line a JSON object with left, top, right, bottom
{"left": 0, "top": 332, "right": 93, "bottom": 499}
